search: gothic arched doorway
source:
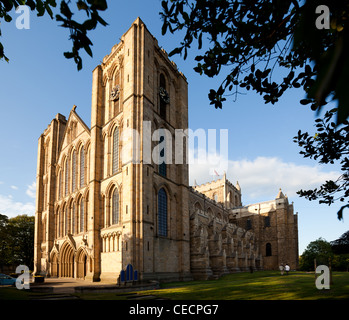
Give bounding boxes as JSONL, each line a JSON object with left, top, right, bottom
{"left": 76, "top": 249, "right": 87, "bottom": 279}
{"left": 60, "top": 242, "right": 75, "bottom": 277}
{"left": 51, "top": 252, "right": 59, "bottom": 277}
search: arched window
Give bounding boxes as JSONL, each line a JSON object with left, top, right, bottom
{"left": 56, "top": 207, "right": 60, "bottom": 238}
{"left": 65, "top": 158, "right": 69, "bottom": 196}
{"left": 159, "top": 74, "right": 167, "bottom": 119}
{"left": 60, "top": 205, "right": 65, "bottom": 237}
{"left": 112, "top": 73, "right": 120, "bottom": 116}
{"left": 64, "top": 205, "right": 69, "bottom": 235}
{"left": 72, "top": 202, "right": 76, "bottom": 234}
{"left": 266, "top": 243, "right": 272, "bottom": 256}
{"left": 158, "top": 188, "right": 167, "bottom": 237}
{"left": 80, "top": 198, "right": 84, "bottom": 233}
{"left": 80, "top": 146, "right": 85, "bottom": 187}
{"left": 159, "top": 135, "right": 166, "bottom": 177}
{"left": 72, "top": 150, "right": 76, "bottom": 191}
{"left": 112, "top": 188, "right": 119, "bottom": 225}
{"left": 235, "top": 195, "right": 239, "bottom": 206}
{"left": 58, "top": 170, "right": 62, "bottom": 200}
{"left": 112, "top": 127, "right": 119, "bottom": 174}
{"left": 264, "top": 216, "right": 271, "bottom": 227}
{"left": 85, "top": 192, "right": 89, "bottom": 230}
{"left": 246, "top": 218, "right": 252, "bottom": 230}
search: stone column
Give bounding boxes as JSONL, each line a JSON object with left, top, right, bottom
{"left": 87, "top": 65, "right": 104, "bottom": 282}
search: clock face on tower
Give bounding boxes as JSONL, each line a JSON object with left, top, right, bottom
{"left": 110, "top": 85, "right": 120, "bottom": 101}
{"left": 159, "top": 87, "right": 170, "bottom": 104}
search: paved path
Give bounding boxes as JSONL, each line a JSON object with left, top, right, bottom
{"left": 31, "top": 277, "right": 116, "bottom": 292}
{"left": 29, "top": 277, "right": 160, "bottom": 300}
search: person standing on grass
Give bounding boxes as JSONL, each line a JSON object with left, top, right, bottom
{"left": 285, "top": 263, "right": 290, "bottom": 275}
{"left": 279, "top": 263, "right": 284, "bottom": 275}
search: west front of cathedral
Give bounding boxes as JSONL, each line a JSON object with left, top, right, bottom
{"left": 34, "top": 18, "right": 299, "bottom": 282}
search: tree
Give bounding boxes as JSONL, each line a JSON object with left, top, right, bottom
{"left": 299, "top": 238, "right": 333, "bottom": 271}
{"left": 160, "top": 0, "right": 349, "bottom": 218}
{"left": 0, "top": 214, "right": 35, "bottom": 270}
{"left": 0, "top": 0, "right": 108, "bottom": 70}
{"left": 331, "top": 230, "right": 349, "bottom": 254}
{"left": 160, "top": 0, "right": 349, "bottom": 123}
{"left": 331, "top": 231, "right": 349, "bottom": 271}
{"left": 294, "top": 108, "right": 349, "bottom": 220}
{"left": 7, "top": 215, "right": 35, "bottom": 269}
{"left": 0, "top": 214, "right": 12, "bottom": 270}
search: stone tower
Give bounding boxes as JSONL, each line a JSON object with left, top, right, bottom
{"left": 34, "top": 18, "right": 191, "bottom": 282}
{"left": 92, "top": 17, "right": 191, "bottom": 281}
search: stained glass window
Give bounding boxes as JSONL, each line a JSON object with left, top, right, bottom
{"left": 72, "top": 150, "right": 76, "bottom": 191}
{"left": 80, "top": 199, "right": 84, "bottom": 233}
{"left": 112, "top": 128, "right": 119, "bottom": 174}
{"left": 80, "top": 146, "right": 85, "bottom": 187}
{"left": 159, "top": 135, "right": 166, "bottom": 177}
{"left": 59, "top": 170, "right": 62, "bottom": 199}
{"left": 72, "top": 202, "right": 76, "bottom": 233}
{"left": 65, "top": 158, "right": 69, "bottom": 196}
{"left": 65, "top": 205, "right": 68, "bottom": 235}
{"left": 158, "top": 188, "right": 167, "bottom": 237}
{"left": 112, "top": 188, "right": 119, "bottom": 225}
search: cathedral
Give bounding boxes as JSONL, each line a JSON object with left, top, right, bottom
{"left": 33, "top": 18, "right": 299, "bottom": 282}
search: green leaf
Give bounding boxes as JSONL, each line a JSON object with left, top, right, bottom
{"left": 251, "top": 63, "right": 255, "bottom": 73}
{"left": 96, "top": 12, "right": 108, "bottom": 25}
{"left": 337, "top": 204, "right": 349, "bottom": 220}
{"left": 63, "top": 51, "right": 75, "bottom": 59}
{"left": 198, "top": 32, "right": 202, "bottom": 50}
{"left": 36, "top": 0, "right": 45, "bottom": 16}
{"left": 77, "top": 1, "right": 88, "bottom": 11}
{"left": 83, "top": 18, "right": 97, "bottom": 30}
{"left": 300, "top": 98, "right": 312, "bottom": 105}
{"left": 84, "top": 44, "right": 93, "bottom": 57}
{"left": 169, "top": 47, "right": 182, "bottom": 57}
{"left": 60, "top": 0, "right": 73, "bottom": 19}
{"left": 162, "top": 21, "right": 168, "bottom": 35}
{"left": 161, "top": 0, "right": 168, "bottom": 12}
{"left": 93, "top": 0, "right": 108, "bottom": 11}
{"left": 4, "top": 14, "right": 12, "bottom": 23}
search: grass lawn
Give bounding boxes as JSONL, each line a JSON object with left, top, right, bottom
{"left": 1, "top": 271, "right": 349, "bottom": 300}
{"left": 128, "top": 271, "right": 349, "bottom": 300}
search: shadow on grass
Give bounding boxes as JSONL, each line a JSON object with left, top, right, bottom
{"left": 1, "top": 271, "right": 348, "bottom": 300}
{"left": 141, "top": 271, "right": 349, "bottom": 300}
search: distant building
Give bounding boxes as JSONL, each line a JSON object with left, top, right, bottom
{"left": 33, "top": 18, "right": 298, "bottom": 282}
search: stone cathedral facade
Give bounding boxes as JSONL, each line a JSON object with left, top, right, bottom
{"left": 34, "top": 18, "right": 299, "bottom": 282}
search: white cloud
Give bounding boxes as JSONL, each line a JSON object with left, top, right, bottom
{"left": 189, "top": 156, "right": 340, "bottom": 203}
{"left": 0, "top": 194, "right": 35, "bottom": 218}
{"left": 26, "top": 181, "right": 36, "bottom": 199}
{"left": 0, "top": 181, "right": 37, "bottom": 217}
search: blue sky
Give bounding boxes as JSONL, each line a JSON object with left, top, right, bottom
{"left": 0, "top": 0, "right": 348, "bottom": 254}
